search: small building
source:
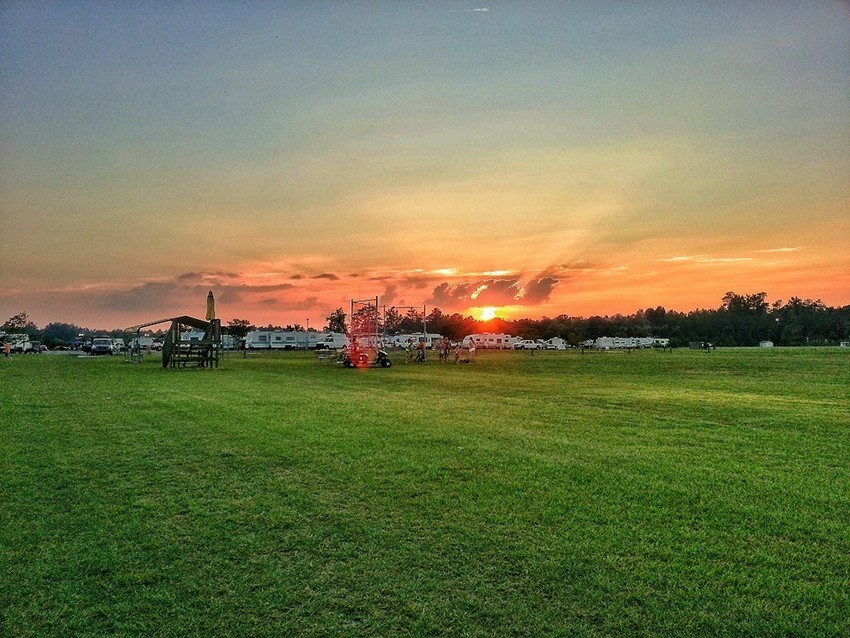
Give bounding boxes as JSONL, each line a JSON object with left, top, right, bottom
{"left": 759, "top": 341, "right": 774, "bottom": 348}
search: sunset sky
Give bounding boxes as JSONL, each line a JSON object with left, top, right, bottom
{"left": 1, "top": 1, "right": 848, "bottom": 330}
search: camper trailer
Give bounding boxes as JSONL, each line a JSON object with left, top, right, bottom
{"left": 387, "top": 333, "right": 444, "bottom": 349}
{"left": 543, "top": 337, "right": 567, "bottom": 350}
{"left": 244, "top": 330, "right": 326, "bottom": 350}
{"left": 462, "top": 333, "right": 514, "bottom": 349}
{"left": 590, "top": 336, "right": 671, "bottom": 349}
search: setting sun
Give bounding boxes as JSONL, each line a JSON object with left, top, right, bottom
{"left": 479, "top": 307, "right": 498, "bottom": 321}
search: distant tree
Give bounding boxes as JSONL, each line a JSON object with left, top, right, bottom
{"left": 3, "top": 311, "right": 30, "bottom": 332}
{"left": 226, "top": 318, "right": 254, "bottom": 340}
{"left": 400, "top": 308, "right": 423, "bottom": 333}
{"left": 42, "top": 322, "right": 83, "bottom": 348}
{"left": 721, "top": 291, "right": 770, "bottom": 346}
{"left": 284, "top": 324, "right": 305, "bottom": 332}
{"left": 325, "top": 308, "right": 347, "bottom": 334}
{"left": 350, "top": 306, "right": 377, "bottom": 336}
{"left": 383, "top": 307, "right": 403, "bottom": 334}
{"left": 2, "top": 311, "right": 39, "bottom": 338}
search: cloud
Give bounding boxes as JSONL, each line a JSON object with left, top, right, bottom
{"left": 382, "top": 284, "right": 399, "bottom": 305}
{"left": 756, "top": 247, "right": 803, "bottom": 253}
{"left": 176, "top": 271, "right": 240, "bottom": 282}
{"left": 276, "top": 296, "right": 322, "bottom": 311}
{"left": 517, "top": 277, "right": 560, "bottom": 304}
{"left": 427, "top": 275, "right": 559, "bottom": 308}
{"left": 312, "top": 273, "right": 340, "bottom": 280}
{"left": 658, "top": 255, "right": 752, "bottom": 264}
{"left": 95, "top": 279, "right": 297, "bottom": 313}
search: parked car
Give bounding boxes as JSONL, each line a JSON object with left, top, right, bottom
{"left": 514, "top": 339, "right": 544, "bottom": 350}
{"left": 90, "top": 337, "right": 114, "bottom": 355}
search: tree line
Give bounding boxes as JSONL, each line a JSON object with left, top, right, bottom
{"left": 401, "top": 292, "right": 849, "bottom": 347}
{"left": 3, "top": 292, "right": 849, "bottom": 349}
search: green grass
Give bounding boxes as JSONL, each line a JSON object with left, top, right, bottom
{"left": 2, "top": 348, "right": 848, "bottom": 637}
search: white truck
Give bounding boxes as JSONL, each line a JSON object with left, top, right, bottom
{"left": 316, "top": 332, "right": 349, "bottom": 349}
{"left": 514, "top": 339, "right": 544, "bottom": 350}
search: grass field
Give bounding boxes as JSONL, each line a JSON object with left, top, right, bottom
{"left": 2, "top": 348, "right": 848, "bottom": 637}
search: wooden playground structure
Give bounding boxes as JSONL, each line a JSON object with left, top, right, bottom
{"left": 125, "top": 315, "right": 223, "bottom": 369}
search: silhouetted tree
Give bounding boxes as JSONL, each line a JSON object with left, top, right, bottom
{"left": 325, "top": 308, "right": 347, "bottom": 334}
{"left": 226, "top": 318, "right": 254, "bottom": 340}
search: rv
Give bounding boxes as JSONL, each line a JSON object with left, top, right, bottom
{"left": 462, "top": 333, "right": 514, "bottom": 349}
{"left": 386, "top": 333, "right": 444, "bottom": 349}
{"left": 244, "top": 330, "right": 326, "bottom": 350}
{"left": 591, "top": 336, "right": 671, "bottom": 349}
{"left": 543, "top": 337, "right": 567, "bottom": 350}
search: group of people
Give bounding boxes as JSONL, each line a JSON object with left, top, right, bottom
{"left": 407, "top": 337, "right": 476, "bottom": 364}
{"left": 404, "top": 338, "right": 427, "bottom": 363}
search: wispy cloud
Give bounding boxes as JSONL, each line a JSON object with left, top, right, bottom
{"left": 756, "top": 247, "right": 804, "bottom": 253}
{"left": 659, "top": 255, "right": 753, "bottom": 264}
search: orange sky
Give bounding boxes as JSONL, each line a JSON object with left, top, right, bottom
{"left": 1, "top": 3, "right": 848, "bottom": 329}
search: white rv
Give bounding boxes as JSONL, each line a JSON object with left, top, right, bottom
{"left": 589, "top": 336, "right": 671, "bottom": 349}
{"left": 387, "top": 333, "right": 444, "bottom": 349}
{"left": 244, "top": 330, "right": 326, "bottom": 350}
{"left": 462, "top": 333, "right": 514, "bottom": 349}
{"left": 543, "top": 337, "right": 567, "bottom": 350}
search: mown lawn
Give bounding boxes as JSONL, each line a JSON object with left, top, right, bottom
{"left": 1, "top": 348, "right": 848, "bottom": 637}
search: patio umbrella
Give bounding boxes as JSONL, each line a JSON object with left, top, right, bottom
{"left": 205, "top": 290, "right": 216, "bottom": 321}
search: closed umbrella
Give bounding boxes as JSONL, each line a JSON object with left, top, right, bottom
{"left": 205, "top": 290, "right": 216, "bottom": 321}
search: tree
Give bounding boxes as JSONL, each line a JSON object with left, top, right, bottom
{"left": 400, "top": 308, "right": 423, "bottom": 333}
{"left": 3, "top": 311, "right": 39, "bottom": 338}
{"left": 3, "top": 311, "right": 30, "bottom": 332}
{"left": 350, "top": 306, "right": 377, "bottom": 336}
{"left": 226, "top": 318, "right": 254, "bottom": 340}
{"left": 383, "top": 307, "right": 403, "bottom": 334}
{"left": 325, "top": 308, "right": 347, "bottom": 334}
{"left": 721, "top": 291, "right": 770, "bottom": 346}
{"left": 42, "top": 322, "right": 84, "bottom": 348}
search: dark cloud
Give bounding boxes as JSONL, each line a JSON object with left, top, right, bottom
{"left": 427, "top": 275, "right": 560, "bottom": 307}
{"left": 96, "top": 279, "right": 296, "bottom": 313}
{"left": 241, "top": 283, "right": 296, "bottom": 293}
{"left": 290, "top": 274, "right": 305, "bottom": 280}
{"left": 312, "top": 273, "right": 339, "bottom": 280}
{"left": 95, "top": 282, "right": 206, "bottom": 314}
{"left": 277, "top": 296, "right": 322, "bottom": 311}
{"left": 382, "top": 284, "right": 399, "bottom": 305}
{"left": 176, "top": 271, "right": 240, "bottom": 281}
{"left": 474, "top": 278, "right": 523, "bottom": 305}
{"left": 520, "top": 277, "right": 560, "bottom": 304}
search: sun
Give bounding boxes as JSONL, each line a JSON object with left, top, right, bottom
{"left": 479, "top": 307, "right": 498, "bottom": 321}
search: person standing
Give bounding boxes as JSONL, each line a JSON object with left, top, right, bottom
{"left": 468, "top": 339, "right": 476, "bottom": 362}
